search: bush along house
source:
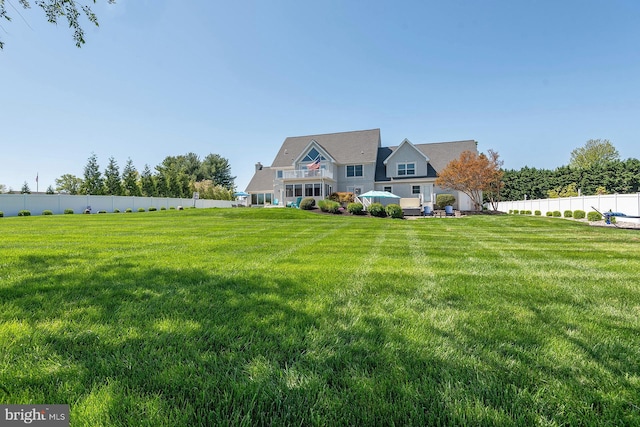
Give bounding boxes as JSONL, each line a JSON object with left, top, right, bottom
{"left": 245, "top": 129, "right": 479, "bottom": 211}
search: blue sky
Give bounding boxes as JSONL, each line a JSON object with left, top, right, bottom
{"left": 1, "top": 0, "right": 639, "bottom": 192}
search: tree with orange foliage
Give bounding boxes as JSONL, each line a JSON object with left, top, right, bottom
{"left": 435, "top": 149, "right": 503, "bottom": 211}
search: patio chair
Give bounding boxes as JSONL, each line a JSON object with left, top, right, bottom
{"left": 445, "top": 205, "right": 454, "bottom": 216}
{"left": 423, "top": 206, "right": 433, "bottom": 216}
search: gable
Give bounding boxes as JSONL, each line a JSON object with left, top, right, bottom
{"left": 383, "top": 139, "right": 429, "bottom": 165}
{"left": 292, "top": 140, "right": 334, "bottom": 166}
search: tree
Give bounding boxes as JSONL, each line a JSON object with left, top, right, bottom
{"left": 483, "top": 149, "right": 504, "bottom": 210}
{"left": 0, "top": 184, "right": 6, "bottom": 193}
{"left": 21, "top": 181, "right": 31, "bottom": 194}
{"left": 569, "top": 139, "right": 620, "bottom": 169}
{"left": 548, "top": 183, "right": 579, "bottom": 198}
{"left": 200, "top": 153, "right": 235, "bottom": 189}
{"left": 140, "top": 164, "right": 156, "bottom": 197}
{"left": 0, "top": 0, "right": 115, "bottom": 50}
{"left": 121, "top": 158, "right": 141, "bottom": 196}
{"left": 55, "top": 174, "right": 83, "bottom": 194}
{"left": 435, "top": 150, "right": 503, "bottom": 210}
{"left": 191, "top": 180, "right": 234, "bottom": 200}
{"left": 80, "top": 152, "right": 104, "bottom": 195}
{"left": 103, "top": 156, "right": 122, "bottom": 195}
{"left": 46, "top": 185, "right": 55, "bottom": 194}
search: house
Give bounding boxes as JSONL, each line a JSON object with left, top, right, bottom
{"left": 245, "top": 129, "right": 479, "bottom": 211}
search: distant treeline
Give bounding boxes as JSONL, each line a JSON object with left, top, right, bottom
{"left": 500, "top": 158, "right": 640, "bottom": 201}
{"left": 52, "top": 152, "right": 236, "bottom": 200}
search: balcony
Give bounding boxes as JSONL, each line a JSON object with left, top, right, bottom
{"left": 281, "top": 169, "right": 333, "bottom": 180}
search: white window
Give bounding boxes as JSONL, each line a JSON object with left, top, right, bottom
{"left": 412, "top": 185, "right": 420, "bottom": 194}
{"left": 346, "top": 165, "right": 363, "bottom": 177}
{"left": 397, "top": 163, "right": 415, "bottom": 176}
{"left": 384, "top": 186, "right": 392, "bottom": 193}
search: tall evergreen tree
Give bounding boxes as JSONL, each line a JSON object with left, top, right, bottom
{"left": 104, "top": 156, "right": 122, "bottom": 195}
{"left": 81, "top": 153, "right": 104, "bottom": 195}
{"left": 140, "top": 164, "right": 157, "bottom": 197}
{"left": 122, "top": 158, "right": 141, "bottom": 196}
{"left": 200, "top": 153, "right": 235, "bottom": 189}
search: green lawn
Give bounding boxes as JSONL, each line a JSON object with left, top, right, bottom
{"left": 1, "top": 209, "right": 639, "bottom": 426}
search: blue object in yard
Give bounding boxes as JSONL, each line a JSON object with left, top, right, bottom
{"left": 295, "top": 196, "right": 303, "bottom": 208}
{"left": 445, "top": 205, "right": 454, "bottom": 216}
{"left": 423, "top": 206, "right": 433, "bottom": 216}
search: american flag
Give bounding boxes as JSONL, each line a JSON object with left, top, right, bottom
{"left": 307, "top": 157, "right": 321, "bottom": 170}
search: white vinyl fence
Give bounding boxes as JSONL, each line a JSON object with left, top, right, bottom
{"left": 0, "top": 194, "right": 233, "bottom": 217}
{"left": 495, "top": 193, "right": 640, "bottom": 224}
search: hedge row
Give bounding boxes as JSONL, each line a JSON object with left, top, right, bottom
{"left": 511, "top": 209, "right": 601, "bottom": 221}
{"left": 2, "top": 207, "right": 174, "bottom": 217}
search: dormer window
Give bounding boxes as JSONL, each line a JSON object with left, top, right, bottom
{"left": 303, "top": 148, "right": 325, "bottom": 162}
{"left": 397, "top": 163, "right": 415, "bottom": 176}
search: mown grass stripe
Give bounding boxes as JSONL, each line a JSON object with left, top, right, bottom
{"left": 1, "top": 209, "right": 639, "bottom": 425}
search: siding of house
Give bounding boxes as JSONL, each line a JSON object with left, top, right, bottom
{"left": 385, "top": 143, "right": 429, "bottom": 178}
{"left": 337, "top": 163, "right": 376, "bottom": 193}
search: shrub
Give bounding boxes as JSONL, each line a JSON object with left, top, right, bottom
{"left": 508, "top": 210, "right": 513, "bottom": 214}
{"left": 385, "top": 204, "right": 403, "bottom": 219}
{"left": 98, "top": 210, "right": 107, "bottom": 214}
{"left": 587, "top": 211, "right": 602, "bottom": 221}
{"left": 563, "top": 210, "right": 573, "bottom": 218}
{"left": 42, "top": 210, "right": 53, "bottom": 215}
{"left": 138, "top": 208, "right": 146, "bottom": 212}
{"left": 149, "top": 206, "right": 157, "bottom": 212}
{"left": 18, "top": 210, "right": 31, "bottom": 216}
{"left": 546, "top": 211, "right": 553, "bottom": 217}
{"left": 552, "top": 211, "right": 562, "bottom": 217}
{"left": 534, "top": 210, "right": 541, "bottom": 216}
{"left": 299, "top": 197, "right": 316, "bottom": 210}
{"left": 160, "top": 206, "right": 167, "bottom": 211}
{"left": 347, "top": 202, "right": 364, "bottom": 215}
{"left": 326, "top": 200, "right": 341, "bottom": 214}
{"left": 125, "top": 208, "right": 133, "bottom": 213}
{"left": 573, "top": 210, "right": 585, "bottom": 219}
{"left": 169, "top": 206, "right": 175, "bottom": 210}
{"left": 435, "top": 194, "right": 456, "bottom": 209}
{"left": 0, "top": 211, "right": 3, "bottom": 217}
{"left": 317, "top": 199, "right": 340, "bottom": 213}
{"left": 368, "top": 203, "right": 387, "bottom": 218}
{"left": 64, "top": 209, "right": 74, "bottom": 215}
{"left": 525, "top": 210, "right": 532, "bottom": 215}
{"left": 113, "top": 209, "right": 120, "bottom": 213}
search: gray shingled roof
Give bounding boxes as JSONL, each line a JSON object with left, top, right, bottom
{"left": 375, "top": 140, "right": 477, "bottom": 182}
{"left": 414, "top": 140, "right": 478, "bottom": 173}
{"left": 270, "top": 129, "right": 381, "bottom": 167}
{"left": 245, "top": 166, "right": 274, "bottom": 192}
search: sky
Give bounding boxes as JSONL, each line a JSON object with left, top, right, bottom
{"left": 1, "top": 0, "right": 639, "bottom": 193}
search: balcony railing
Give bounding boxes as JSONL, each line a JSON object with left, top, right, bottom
{"left": 281, "top": 169, "right": 333, "bottom": 180}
